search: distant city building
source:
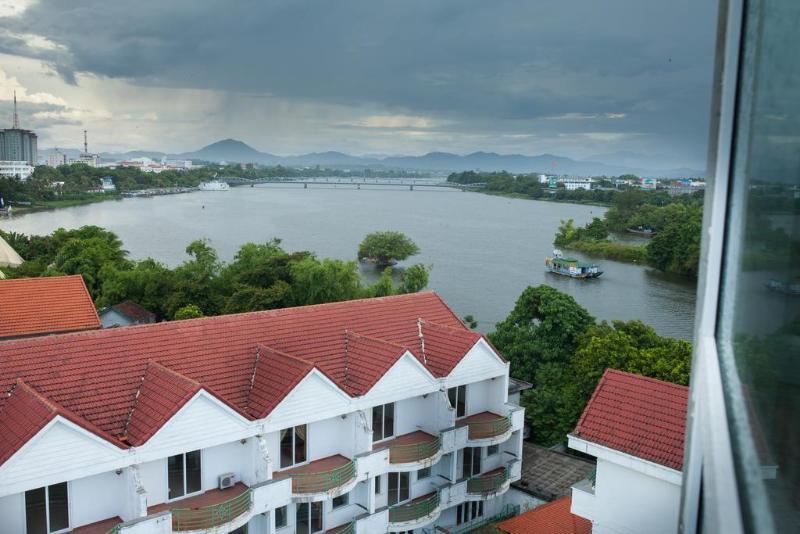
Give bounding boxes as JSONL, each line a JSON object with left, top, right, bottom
{"left": 0, "top": 92, "right": 38, "bottom": 165}
{"left": 538, "top": 174, "right": 548, "bottom": 184}
{"left": 640, "top": 177, "right": 658, "bottom": 190}
{"left": 46, "top": 149, "right": 68, "bottom": 167}
{"left": 101, "top": 176, "right": 116, "bottom": 191}
{"left": 562, "top": 177, "right": 593, "bottom": 191}
{"left": 0, "top": 160, "right": 34, "bottom": 180}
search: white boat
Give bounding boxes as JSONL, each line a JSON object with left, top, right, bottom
{"left": 198, "top": 180, "right": 230, "bottom": 191}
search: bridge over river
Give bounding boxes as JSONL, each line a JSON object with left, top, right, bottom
{"left": 221, "top": 177, "right": 484, "bottom": 191}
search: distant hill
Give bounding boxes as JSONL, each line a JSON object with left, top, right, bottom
{"left": 41, "top": 139, "right": 705, "bottom": 178}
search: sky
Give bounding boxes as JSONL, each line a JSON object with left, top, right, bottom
{"left": 0, "top": 0, "right": 718, "bottom": 168}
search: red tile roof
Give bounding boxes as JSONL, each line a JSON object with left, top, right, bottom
{"left": 0, "top": 275, "right": 101, "bottom": 339}
{"left": 572, "top": 369, "right": 688, "bottom": 470}
{"left": 110, "top": 300, "right": 156, "bottom": 324}
{"left": 496, "top": 496, "right": 592, "bottom": 534}
{"left": 0, "top": 292, "right": 486, "bottom": 465}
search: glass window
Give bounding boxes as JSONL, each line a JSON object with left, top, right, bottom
{"left": 280, "top": 425, "right": 308, "bottom": 468}
{"left": 275, "top": 505, "right": 287, "bottom": 528}
{"left": 332, "top": 492, "right": 349, "bottom": 509}
{"left": 25, "top": 483, "right": 69, "bottom": 534}
{"left": 417, "top": 467, "right": 431, "bottom": 480}
{"left": 296, "top": 502, "right": 323, "bottom": 534}
{"left": 374, "top": 475, "right": 381, "bottom": 494}
{"left": 714, "top": 0, "right": 800, "bottom": 531}
{"left": 388, "top": 471, "right": 410, "bottom": 505}
{"left": 487, "top": 445, "right": 499, "bottom": 456}
{"left": 372, "top": 403, "right": 395, "bottom": 442}
{"left": 168, "top": 450, "right": 202, "bottom": 500}
{"left": 462, "top": 447, "right": 481, "bottom": 478}
{"left": 448, "top": 385, "right": 467, "bottom": 417}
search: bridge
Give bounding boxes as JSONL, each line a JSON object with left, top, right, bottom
{"left": 220, "top": 177, "right": 485, "bottom": 191}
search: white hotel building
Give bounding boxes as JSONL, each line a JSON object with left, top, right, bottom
{"left": 0, "top": 292, "right": 525, "bottom": 534}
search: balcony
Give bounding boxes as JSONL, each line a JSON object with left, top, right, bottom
{"left": 144, "top": 483, "right": 253, "bottom": 532}
{"left": 379, "top": 430, "right": 442, "bottom": 468}
{"left": 326, "top": 521, "right": 356, "bottom": 534}
{"left": 276, "top": 454, "right": 357, "bottom": 500}
{"left": 388, "top": 491, "right": 441, "bottom": 530}
{"left": 466, "top": 466, "right": 510, "bottom": 498}
{"left": 456, "top": 411, "right": 512, "bottom": 444}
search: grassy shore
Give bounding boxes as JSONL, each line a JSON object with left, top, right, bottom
{"left": 12, "top": 193, "right": 122, "bottom": 212}
{"left": 480, "top": 190, "right": 613, "bottom": 207}
{"left": 563, "top": 239, "right": 648, "bottom": 264}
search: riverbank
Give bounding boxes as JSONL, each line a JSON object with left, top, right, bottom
{"left": 561, "top": 238, "right": 648, "bottom": 263}
{"left": 482, "top": 189, "right": 612, "bottom": 208}
{"left": 8, "top": 193, "right": 122, "bottom": 213}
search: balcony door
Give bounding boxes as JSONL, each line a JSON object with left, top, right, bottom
{"left": 296, "top": 501, "right": 323, "bottom": 534}
{"left": 387, "top": 471, "right": 410, "bottom": 505}
{"left": 462, "top": 447, "right": 481, "bottom": 478}
{"left": 167, "top": 450, "right": 202, "bottom": 500}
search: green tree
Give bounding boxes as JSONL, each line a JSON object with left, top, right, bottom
{"left": 398, "top": 264, "right": 430, "bottom": 294}
{"left": 357, "top": 231, "right": 420, "bottom": 267}
{"left": 174, "top": 304, "right": 205, "bottom": 320}
{"left": 98, "top": 259, "right": 176, "bottom": 320}
{"left": 290, "top": 257, "right": 363, "bottom": 304}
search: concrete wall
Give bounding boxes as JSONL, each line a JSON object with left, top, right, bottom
{"left": 0, "top": 492, "right": 23, "bottom": 534}
{"left": 140, "top": 458, "right": 167, "bottom": 506}
{"left": 70, "top": 470, "right": 127, "bottom": 528}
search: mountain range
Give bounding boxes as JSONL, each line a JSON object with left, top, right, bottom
{"left": 42, "top": 139, "right": 705, "bottom": 178}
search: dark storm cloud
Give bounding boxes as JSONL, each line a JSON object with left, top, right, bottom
{"left": 0, "top": 0, "right": 718, "bottom": 165}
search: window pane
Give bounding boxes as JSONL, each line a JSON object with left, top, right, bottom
{"left": 372, "top": 405, "right": 383, "bottom": 442}
{"left": 384, "top": 403, "right": 394, "bottom": 438}
{"left": 388, "top": 472, "right": 398, "bottom": 505}
{"left": 310, "top": 501, "right": 323, "bottom": 533}
{"left": 399, "top": 471, "right": 409, "bottom": 502}
{"left": 487, "top": 445, "right": 499, "bottom": 456}
{"left": 296, "top": 503, "right": 309, "bottom": 534}
{"left": 716, "top": 0, "right": 800, "bottom": 530}
{"left": 448, "top": 387, "right": 457, "bottom": 410}
{"left": 374, "top": 475, "right": 381, "bottom": 494}
{"left": 275, "top": 505, "right": 287, "bottom": 528}
{"left": 280, "top": 428, "right": 293, "bottom": 468}
{"left": 48, "top": 482, "right": 69, "bottom": 532}
{"left": 185, "top": 450, "right": 202, "bottom": 494}
{"left": 417, "top": 467, "right": 430, "bottom": 480}
{"left": 25, "top": 487, "right": 47, "bottom": 534}
{"left": 294, "top": 425, "right": 307, "bottom": 464}
{"left": 332, "top": 492, "right": 348, "bottom": 508}
{"left": 474, "top": 448, "right": 482, "bottom": 474}
{"left": 457, "top": 385, "right": 466, "bottom": 417}
{"left": 168, "top": 454, "right": 185, "bottom": 499}
{"left": 462, "top": 448, "right": 472, "bottom": 478}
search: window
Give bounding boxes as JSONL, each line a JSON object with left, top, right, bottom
{"left": 296, "top": 501, "right": 323, "bottom": 534}
{"left": 487, "top": 445, "right": 499, "bottom": 456}
{"left": 275, "top": 505, "right": 287, "bottom": 529}
{"left": 25, "top": 482, "right": 69, "bottom": 534}
{"left": 462, "top": 447, "right": 481, "bottom": 478}
{"left": 387, "top": 471, "right": 410, "bottom": 505}
{"left": 167, "top": 450, "right": 201, "bottom": 500}
{"left": 229, "top": 527, "right": 247, "bottom": 534}
{"left": 374, "top": 475, "right": 381, "bottom": 495}
{"left": 447, "top": 385, "right": 466, "bottom": 417}
{"left": 280, "top": 425, "right": 307, "bottom": 468}
{"left": 372, "top": 402, "right": 395, "bottom": 442}
{"left": 455, "top": 502, "right": 483, "bottom": 525}
{"left": 417, "top": 467, "right": 431, "bottom": 480}
{"left": 332, "top": 492, "right": 349, "bottom": 509}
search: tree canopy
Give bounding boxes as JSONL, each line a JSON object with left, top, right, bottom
{"left": 357, "top": 230, "right": 420, "bottom": 267}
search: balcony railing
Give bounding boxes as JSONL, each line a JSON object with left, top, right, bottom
{"left": 388, "top": 491, "right": 440, "bottom": 523}
{"left": 466, "top": 467, "right": 509, "bottom": 496}
{"left": 171, "top": 488, "right": 252, "bottom": 531}
{"left": 389, "top": 435, "right": 441, "bottom": 464}
{"left": 291, "top": 460, "right": 357, "bottom": 494}
{"left": 464, "top": 415, "right": 511, "bottom": 440}
{"left": 328, "top": 521, "right": 356, "bottom": 534}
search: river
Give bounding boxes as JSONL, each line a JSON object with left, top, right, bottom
{"left": 1, "top": 185, "right": 697, "bottom": 339}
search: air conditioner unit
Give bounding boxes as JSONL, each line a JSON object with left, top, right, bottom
{"left": 219, "top": 472, "right": 238, "bottom": 489}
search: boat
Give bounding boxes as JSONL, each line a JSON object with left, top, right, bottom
{"left": 627, "top": 225, "right": 657, "bottom": 236}
{"left": 545, "top": 249, "right": 603, "bottom": 279}
{"left": 198, "top": 180, "right": 230, "bottom": 191}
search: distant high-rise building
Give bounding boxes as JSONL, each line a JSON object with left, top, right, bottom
{"left": 0, "top": 91, "right": 38, "bottom": 165}
{"left": 47, "top": 149, "right": 68, "bottom": 168}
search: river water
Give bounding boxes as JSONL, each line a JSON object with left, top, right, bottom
{"left": 1, "top": 185, "right": 697, "bottom": 339}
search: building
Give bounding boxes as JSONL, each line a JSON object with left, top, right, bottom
{"left": 639, "top": 177, "right": 658, "bottom": 190}
{"left": 568, "top": 369, "right": 687, "bottom": 534}
{"left": 99, "top": 300, "right": 156, "bottom": 328}
{"left": 514, "top": 443, "right": 595, "bottom": 503}
{"left": 561, "top": 178, "right": 593, "bottom": 191}
{"left": 496, "top": 495, "right": 591, "bottom": 534}
{"left": 101, "top": 176, "right": 116, "bottom": 191}
{"left": 0, "top": 92, "right": 38, "bottom": 165}
{"left": 46, "top": 149, "right": 68, "bottom": 168}
{"left": 0, "top": 292, "right": 525, "bottom": 533}
{"left": 0, "top": 160, "right": 33, "bottom": 180}
{"left": 0, "top": 275, "right": 101, "bottom": 339}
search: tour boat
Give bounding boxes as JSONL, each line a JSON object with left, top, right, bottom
{"left": 198, "top": 180, "right": 230, "bottom": 191}
{"left": 545, "top": 249, "right": 603, "bottom": 279}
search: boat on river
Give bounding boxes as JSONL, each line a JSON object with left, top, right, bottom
{"left": 545, "top": 249, "right": 603, "bottom": 279}
{"left": 198, "top": 180, "right": 230, "bottom": 191}
{"left": 627, "top": 225, "right": 657, "bottom": 236}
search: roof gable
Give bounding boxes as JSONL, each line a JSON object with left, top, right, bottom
{"left": 497, "top": 496, "right": 591, "bottom": 534}
{"left": 0, "top": 381, "right": 58, "bottom": 465}
{"left": 417, "top": 320, "right": 483, "bottom": 376}
{"left": 0, "top": 275, "right": 100, "bottom": 339}
{"left": 246, "top": 345, "right": 314, "bottom": 418}
{"left": 572, "top": 369, "right": 688, "bottom": 470}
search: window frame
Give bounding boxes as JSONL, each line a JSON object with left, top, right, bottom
{"left": 295, "top": 501, "right": 323, "bottom": 534}
{"left": 372, "top": 402, "right": 395, "bottom": 442}
{"left": 25, "top": 482, "right": 71, "bottom": 534}
{"left": 448, "top": 385, "right": 467, "bottom": 418}
{"left": 417, "top": 467, "right": 431, "bottom": 481}
{"left": 387, "top": 471, "right": 410, "bottom": 506}
{"left": 274, "top": 505, "right": 288, "bottom": 529}
{"left": 279, "top": 424, "right": 308, "bottom": 469}
{"left": 332, "top": 492, "right": 349, "bottom": 509}
{"left": 166, "top": 449, "right": 203, "bottom": 502}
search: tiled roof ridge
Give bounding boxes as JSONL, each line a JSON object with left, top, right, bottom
{"left": 603, "top": 368, "right": 689, "bottom": 391}
{"left": 344, "top": 329, "right": 412, "bottom": 353}
{"left": 246, "top": 343, "right": 315, "bottom": 412}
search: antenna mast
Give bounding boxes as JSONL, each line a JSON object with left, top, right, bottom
{"left": 12, "top": 91, "right": 19, "bottom": 129}
{"left": 83, "top": 130, "right": 88, "bottom": 154}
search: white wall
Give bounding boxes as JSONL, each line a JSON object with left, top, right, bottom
{"left": 0, "top": 493, "right": 23, "bottom": 534}
{"left": 70, "top": 470, "right": 126, "bottom": 528}
{"left": 591, "top": 459, "right": 681, "bottom": 534}
{"left": 394, "top": 395, "right": 437, "bottom": 436}
{"left": 139, "top": 458, "right": 167, "bottom": 506}
{"left": 203, "top": 440, "right": 249, "bottom": 492}
{"left": 309, "top": 415, "right": 354, "bottom": 460}
{"left": 466, "top": 379, "right": 504, "bottom": 415}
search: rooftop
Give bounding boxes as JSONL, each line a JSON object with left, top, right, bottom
{"left": 0, "top": 275, "right": 100, "bottom": 339}
{"left": 571, "top": 369, "right": 688, "bottom": 470}
{"left": 101, "top": 300, "right": 156, "bottom": 324}
{"left": 0, "top": 292, "right": 487, "bottom": 466}
{"left": 496, "top": 496, "right": 591, "bottom": 534}
{"left": 514, "top": 443, "right": 595, "bottom": 501}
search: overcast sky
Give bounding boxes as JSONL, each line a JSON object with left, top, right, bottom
{"left": 0, "top": 0, "right": 717, "bottom": 167}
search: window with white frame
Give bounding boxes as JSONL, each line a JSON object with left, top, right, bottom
{"left": 296, "top": 501, "right": 323, "bottom": 534}
{"left": 447, "top": 385, "right": 466, "bottom": 417}
{"left": 275, "top": 505, "right": 287, "bottom": 529}
{"left": 462, "top": 446, "right": 481, "bottom": 478}
{"left": 417, "top": 466, "right": 431, "bottom": 480}
{"left": 387, "top": 471, "right": 410, "bottom": 505}
{"left": 25, "top": 482, "right": 69, "bottom": 534}
{"left": 167, "top": 450, "right": 201, "bottom": 500}
{"left": 280, "top": 424, "right": 307, "bottom": 468}
{"left": 455, "top": 501, "right": 483, "bottom": 525}
{"left": 372, "top": 402, "right": 395, "bottom": 442}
